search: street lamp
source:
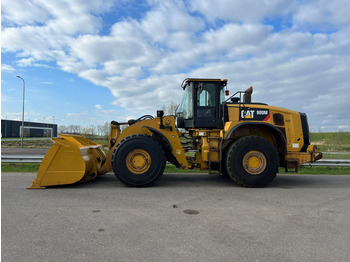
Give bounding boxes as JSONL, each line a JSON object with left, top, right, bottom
{"left": 16, "top": 75, "right": 25, "bottom": 148}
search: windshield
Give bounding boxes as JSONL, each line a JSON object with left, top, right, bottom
{"left": 176, "top": 84, "right": 193, "bottom": 119}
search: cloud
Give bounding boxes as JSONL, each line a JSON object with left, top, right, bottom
{"left": 1, "top": 0, "right": 114, "bottom": 63}
{"left": 293, "top": 0, "right": 350, "bottom": 30}
{"left": 95, "top": 104, "right": 103, "bottom": 110}
{"left": 94, "top": 104, "right": 121, "bottom": 118}
{"left": 1, "top": 64, "right": 15, "bottom": 72}
{"left": 189, "top": 0, "right": 293, "bottom": 23}
{"left": 2, "top": 0, "right": 50, "bottom": 26}
{"left": 66, "top": 112, "right": 88, "bottom": 119}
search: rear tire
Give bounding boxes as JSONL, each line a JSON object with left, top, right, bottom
{"left": 225, "top": 136, "right": 279, "bottom": 187}
{"left": 112, "top": 134, "right": 166, "bottom": 187}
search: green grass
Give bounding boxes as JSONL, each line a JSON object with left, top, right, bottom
{"left": 1, "top": 163, "right": 41, "bottom": 172}
{"left": 93, "top": 139, "right": 109, "bottom": 147}
{"left": 310, "top": 132, "right": 350, "bottom": 152}
{"left": 321, "top": 153, "right": 350, "bottom": 159}
{"left": 164, "top": 164, "right": 208, "bottom": 173}
{"left": 2, "top": 163, "right": 350, "bottom": 175}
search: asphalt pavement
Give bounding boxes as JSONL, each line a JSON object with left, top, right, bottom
{"left": 2, "top": 172, "right": 350, "bottom": 262}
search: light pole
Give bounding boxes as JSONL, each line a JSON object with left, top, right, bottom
{"left": 16, "top": 75, "right": 25, "bottom": 148}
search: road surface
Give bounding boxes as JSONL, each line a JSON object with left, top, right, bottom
{"left": 2, "top": 172, "right": 350, "bottom": 262}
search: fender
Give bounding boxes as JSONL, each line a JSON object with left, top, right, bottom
{"left": 225, "top": 122, "right": 287, "bottom": 155}
{"left": 141, "top": 126, "right": 181, "bottom": 168}
{"left": 141, "top": 126, "right": 173, "bottom": 152}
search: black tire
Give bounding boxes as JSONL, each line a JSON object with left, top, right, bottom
{"left": 221, "top": 144, "right": 231, "bottom": 177}
{"left": 225, "top": 136, "right": 279, "bottom": 187}
{"left": 112, "top": 134, "right": 166, "bottom": 187}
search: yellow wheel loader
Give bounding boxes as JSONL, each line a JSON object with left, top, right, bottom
{"left": 28, "top": 78, "right": 322, "bottom": 189}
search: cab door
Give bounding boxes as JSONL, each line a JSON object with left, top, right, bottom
{"left": 194, "top": 82, "right": 222, "bottom": 128}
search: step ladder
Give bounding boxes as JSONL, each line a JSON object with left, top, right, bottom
{"left": 207, "top": 135, "right": 223, "bottom": 175}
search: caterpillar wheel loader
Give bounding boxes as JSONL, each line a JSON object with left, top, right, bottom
{"left": 28, "top": 78, "right": 322, "bottom": 189}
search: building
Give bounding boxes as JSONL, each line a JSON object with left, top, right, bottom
{"left": 1, "top": 119, "right": 57, "bottom": 138}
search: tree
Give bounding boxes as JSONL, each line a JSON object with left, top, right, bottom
{"left": 162, "top": 101, "right": 179, "bottom": 115}
{"left": 68, "top": 125, "right": 81, "bottom": 134}
{"left": 58, "top": 125, "right": 68, "bottom": 133}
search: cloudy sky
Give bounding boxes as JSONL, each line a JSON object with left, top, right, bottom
{"left": 1, "top": 0, "right": 350, "bottom": 131}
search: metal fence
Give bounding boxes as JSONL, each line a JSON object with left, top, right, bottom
{"left": 2, "top": 155, "right": 44, "bottom": 163}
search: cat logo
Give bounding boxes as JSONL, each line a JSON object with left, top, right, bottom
{"left": 241, "top": 110, "right": 255, "bottom": 119}
{"left": 240, "top": 108, "right": 270, "bottom": 121}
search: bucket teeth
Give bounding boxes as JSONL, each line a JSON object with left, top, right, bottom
{"left": 27, "top": 179, "right": 46, "bottom": 189}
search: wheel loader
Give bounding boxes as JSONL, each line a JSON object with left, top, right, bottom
{"left": 28, "top": 78, "right": 322, "bottom": 189}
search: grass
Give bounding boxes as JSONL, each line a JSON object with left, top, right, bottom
{"left": 310, "top": 132, "right": 350, "bottom": 152}
{"left": 2, "top": 163, "right": 350, "bottom": 175}
{"left": 1, "top": 163, "right": 41, "bottom": 172}
{"left": 164, "top": 164, "right": 208, "bottom": 173}
{"left": 321, "top": 153, "right": 350, "bottom": 159}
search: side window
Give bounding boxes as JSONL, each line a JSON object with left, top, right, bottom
{"left": 197, "top": 83, "right": 216, "bottom": 107}
{"left": 198, "top": 90, "right": 210, "bottom": 106}
{"left": 220, "top": 87, "right": 225, "bottom": 104}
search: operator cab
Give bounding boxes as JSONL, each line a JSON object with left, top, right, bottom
{"left": 176, "top": 78, "right": 227, "bottom": 129}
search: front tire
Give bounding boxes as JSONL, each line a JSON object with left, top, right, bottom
{"left": 225, "top": 136, "right": 279, "bottom": 187}
{"left": 112, "top": 134, "right": 166, "bottom": 187}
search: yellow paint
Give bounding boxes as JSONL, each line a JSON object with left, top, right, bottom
{"left": 27, "top": 134, "right": 106, "bottom": 189}
{"left": 242, "top": 150, "right": 267, "bottom": 175}
{"left": 125, "top": 149, "right": 151, "bottom": 174}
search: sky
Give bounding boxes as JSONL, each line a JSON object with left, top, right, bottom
{"left": 1, "top": 0, "right": 350, "bottom": 132}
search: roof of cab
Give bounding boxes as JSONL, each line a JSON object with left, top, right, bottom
{"left": 184, "top": 78, "right": 227, "bottom": 82}
{"left": 182, "top": 78, "right": 228, "bottom": 89}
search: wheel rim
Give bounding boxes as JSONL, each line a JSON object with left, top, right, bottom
{"left": 242, "top": 150, "right": 267, "bottom": 175}
{"left": 126, "top": 149, "right": 151, "bottom": 174}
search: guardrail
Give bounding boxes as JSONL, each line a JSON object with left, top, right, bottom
{"left": 303, "top": 159, "right": 350, "bottom": 167}
{"left": 1, "top": 155, "right": 44, "bottom": 163}
{"left": 2, "top": 155, "right": 350, "bottom": 167}
{"left": 323, "top": 152, "right": 350, "bottom": 155}
{"left": 1, "top": 137, "right": 54, "bottom": 142}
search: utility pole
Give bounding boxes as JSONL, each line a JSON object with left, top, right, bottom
{"left": 16, "top": 75, "right": 25, "bottom": 148}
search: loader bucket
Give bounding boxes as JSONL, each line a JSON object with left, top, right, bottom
{"left": 27, "top": 134, "right": 106, "bottom": 189}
